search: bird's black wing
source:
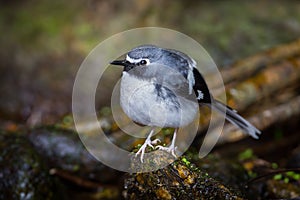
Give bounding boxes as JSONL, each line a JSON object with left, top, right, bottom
{"left": 163, "top": 48, "right": 212, "bottom": 104}
{"left": 193, "top": 67, "right": 261, "bottom": 138}
{"left": 192, "top": 67, "right": 212, "bottom": 104}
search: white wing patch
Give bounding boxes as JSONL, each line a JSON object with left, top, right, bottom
{"left": 197, "top": 90, "right": 204, "bottom": 100}
{"left": 187, "top": 69, "right": 195, "bottom": 95}
{"left": 187, "top": 58, "right": 197, "bottom": 95}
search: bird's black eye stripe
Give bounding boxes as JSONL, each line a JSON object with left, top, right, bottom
{"left": 140, "top": 60, "right": 147, "bottom": 65}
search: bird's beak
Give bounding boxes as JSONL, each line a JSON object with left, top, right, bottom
{"left": 110, "top": 60, "right": 126, "bottom": 66}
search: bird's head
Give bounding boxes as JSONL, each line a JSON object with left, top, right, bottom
{"left": 110, "top": 45, "right": 163, "bottom": 71}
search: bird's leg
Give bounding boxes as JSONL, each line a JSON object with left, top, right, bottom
{"left": 156, "top": 128, "right": 178, "bottom": 158}
{"left": 135, "top": 129, "right": 160, "bottom": 163}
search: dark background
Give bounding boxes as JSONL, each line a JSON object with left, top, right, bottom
{"left": 1, "top": 1, "right": 299, "bottom": 127}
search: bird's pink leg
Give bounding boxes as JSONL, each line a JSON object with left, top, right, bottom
{"left": 135, "top": 129, "right": 160, "bottom": 163}
{"left": 156, "top": 128, "right": 178, "bottom": 157}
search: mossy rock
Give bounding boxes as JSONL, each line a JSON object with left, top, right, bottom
{"left": 28, "top": 126, "right": 121, "bottom": 183}
{"left": 123, "top": 156, "right": 243, "bottom": 200}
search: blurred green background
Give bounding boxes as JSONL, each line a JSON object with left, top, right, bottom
{"left": 0, "top": 0, "right": 300, "bottom": 126}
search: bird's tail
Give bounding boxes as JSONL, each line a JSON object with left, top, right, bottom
{"left": 210, "top": 99, "right": 261, "bottom": 139}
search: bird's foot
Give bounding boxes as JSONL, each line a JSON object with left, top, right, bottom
{"left": 156, "top": 144, "right": 178, "bottom": 158}
{"left": 135, "top": 137, "right": 160, "bottom": 163}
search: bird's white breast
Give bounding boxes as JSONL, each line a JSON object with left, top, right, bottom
{"left": 120, "top": 72, "right": 198, "bottom": 128}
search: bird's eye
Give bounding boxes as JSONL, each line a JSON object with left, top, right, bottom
{"left": 140, "top": 60, "right": 147, "bottom": 65}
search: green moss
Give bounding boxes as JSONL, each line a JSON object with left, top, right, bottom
{"left": 271, "top": 162, "right": 279, "bottom": 169}
{"left": 238, "top": 148, "right": 254, "bottom": 161}
{"left": 181, "top": 157, "right": 191, "bottom": 166}
{"left": 273, "top": 174, "right": 282, "bottom": 180}
{"left": 272, "top": 171, "right": 300, "bottom": 184}
{"left": 247, "top": 171, "right": 257, "bottom": 179}
{"left": 286, "top": 171, "right": 300, "bottom": 181}
{"left": 283, "top": 177, "right": 289, "bottom": 183}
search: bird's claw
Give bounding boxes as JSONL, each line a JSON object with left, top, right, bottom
{"left": 151, "top": 138, "right": 161, "bottom": 145}
{"left": 135, "top": 138, "right": 160, "bottom": 163}
{"left": 156, "top": 145, "right": 178, "bottom": 158}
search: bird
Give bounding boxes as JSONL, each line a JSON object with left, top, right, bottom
{"left": 110, "top": 44, "right": 261, "bottom": 162}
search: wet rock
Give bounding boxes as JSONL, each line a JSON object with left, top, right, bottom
{"left": 287, "top": 145, "right": 300, "bottom": 168}
{"left": 0, "top": 131, "right": 61, "bottom": 200}
{"left": 28, "top": 126, "right": 122, "bottom": 183}
{"left": 239, "top": 156, "right": 300, "bottom": 199}
{"left": 266, "top": 179, "right": 300, "bottom": 199}
{"left": 193, "top": 153, "right": 249, "bottom": 196}
{"left": 123, "top": 156, "right": 243, "bottom": 200}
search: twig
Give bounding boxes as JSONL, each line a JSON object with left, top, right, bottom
{"left": 207, "top": 95, "right": 300, "bottom": 144}
{"left": 209, "top": 38, "right": 300, "bottom": 89}
{"left": 223, "top": 56, "right": 300, "bottom": 111}
{"left": 245, "top": 168, "right": 300, "bottom": 187}
{"left": 49, "top": 168, "right": 111, "bottom": 190}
